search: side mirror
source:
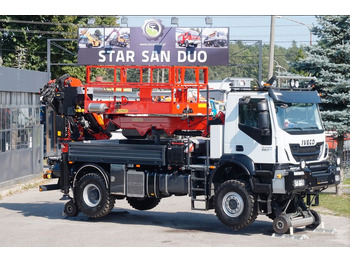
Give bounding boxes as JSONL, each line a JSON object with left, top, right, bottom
{"left": 258, "top": 100, "right": 270, "bottom": 136}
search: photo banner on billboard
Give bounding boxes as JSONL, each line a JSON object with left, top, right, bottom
{"left": 77, "top": 18, "right": 229, "bottom": 66}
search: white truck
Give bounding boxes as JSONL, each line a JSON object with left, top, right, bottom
{"left": 203, "top": 31, "right": 228, "bottom": 47}
{"left": 40, "top": 68, "right": 340, "bottom": 234}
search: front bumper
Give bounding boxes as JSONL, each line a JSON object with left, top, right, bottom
{"left": 272, "top": 161, "right": 340, "bottom": 194}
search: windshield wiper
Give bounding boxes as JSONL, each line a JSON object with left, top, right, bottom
{"left": 284, "top": 127, "right": 303, "bottom": 131}
{"left": 304, "top": 127, "right": 320, "bottom": 130}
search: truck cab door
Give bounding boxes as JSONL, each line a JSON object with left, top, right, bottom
{"left": 224, "top": 96, "right": 275, "bottom": 164}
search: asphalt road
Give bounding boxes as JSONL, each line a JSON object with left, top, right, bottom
{"left": 0, "top": 182, "right": 349, "bottom": 247}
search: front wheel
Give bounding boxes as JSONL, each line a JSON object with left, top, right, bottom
{"left": 214, "top": 180, "right": 258, "bottom": 231}
{"left": 76, "top": 173, "right": 115, "bottom": 218}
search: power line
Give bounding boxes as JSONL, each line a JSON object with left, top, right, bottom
{"left": 0, "top": 17, "right": 118, "bottom": 28}
{"left": 0, "top": 18, "right": 77, "bottom": 27}
{"left": 0, "top": 28, "right": 76, "bottom": 36}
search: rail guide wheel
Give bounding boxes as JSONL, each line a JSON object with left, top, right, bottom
{"left": 273, "top": 214, "right": 291, "bottom": 234}
{"left": 64, "top": 200, "right": 79, "bottom": 217}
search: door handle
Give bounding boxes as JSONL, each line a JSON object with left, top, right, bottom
{"left": 236, "top": 145, "right": 244, "bottom": 152}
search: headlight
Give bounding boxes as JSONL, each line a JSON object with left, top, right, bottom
{"left": 293, "top": 179, "right": 305, "bottom": 187}
{"left": 335, "top": 175, "right": 340, "bottom": 182}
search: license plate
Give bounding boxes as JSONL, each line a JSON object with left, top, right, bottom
{"left": 316, "top": 176, "right": 328, "bottom": 184}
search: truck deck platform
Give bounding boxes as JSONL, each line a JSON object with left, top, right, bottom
{"left": 68, "top": 140, "right": 166, "bottom": 166}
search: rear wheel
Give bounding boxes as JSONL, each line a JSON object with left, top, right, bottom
{"left": 127, "top": 197, "right": 161, "bottom": 210}
{"left": 214, "top": 180, "right": 258, "bottom": 231}
{"left": 76, "top": 173, "right": 115, "bottom": 218}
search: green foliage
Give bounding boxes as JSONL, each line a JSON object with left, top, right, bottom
{"left": 209, "top": 40, "right": 305, "bottom": 82}
{"left": 0, "top": 15, "right": 118, "bottom": 79}
{"left": 292, "top": 16, "right": 350, "bottom": 143}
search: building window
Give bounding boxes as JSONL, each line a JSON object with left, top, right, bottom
{"left": 0, "top": 91, "right": 41, "bottom": 153}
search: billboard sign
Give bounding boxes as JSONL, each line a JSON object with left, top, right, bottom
{"left": 77, "top": 18, "right": 229, "bottom": 66}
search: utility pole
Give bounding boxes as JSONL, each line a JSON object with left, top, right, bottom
{"left": 268, "top": 15, "right": 276, "bottom": 79}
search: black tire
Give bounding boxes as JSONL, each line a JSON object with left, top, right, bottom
{"left": 76, "top": 173, "right": 115, "bottom": 218}
{"left": 214, "top": 180, "right": 258, "bottom": 231}
{"left": 306, "top": 209, "right": 322, "bottom": 229}
{"left": 64, "top": 200, "right": 79, "bottom": 217}
{"left": 127, "top": 197, "right": 161, "bottom": 211}
{"left": 273, "top": 214, "right": 291, "bottom": 234}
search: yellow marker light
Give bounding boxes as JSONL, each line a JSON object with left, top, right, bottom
{"left": 43, "top": 170, "right": 52, "bottom": 179}
{"left": 277, "top": 174, "right": 282, "bottom": 179}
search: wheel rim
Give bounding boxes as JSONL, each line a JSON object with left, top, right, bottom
{"left": 276, "top": 220, "right": 285, "bottom": 230}
{"left": 83, "top": 184, "right": 101, "bottom": 207}
{"left": 222, "top": 192, "right": 244, "bottom": 217}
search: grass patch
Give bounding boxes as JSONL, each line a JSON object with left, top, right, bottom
{"left": 343, "top": 178, "right": 350, "bottom": 185}
{"left": 315, "top": 193, "right": 350, "bottom": 217}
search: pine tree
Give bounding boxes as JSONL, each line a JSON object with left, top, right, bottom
{"left": 292, "top": 16, "right": 350, "bottom": 194}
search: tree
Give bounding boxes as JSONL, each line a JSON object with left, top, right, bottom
{"left": 0, "top": 15, "right": 118, "bottom": 79}
{"left": 209, "top": 40, "right": 305, "bottom": 83}
{"left": 292, "top": 16, "right": 350, "bottom": 194}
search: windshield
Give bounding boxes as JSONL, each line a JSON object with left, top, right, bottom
{"left": 189, "top": 30, "right": 199, "bottom": 36}
{"left": 275, "top": 103, "right": 323, "bottom": 132}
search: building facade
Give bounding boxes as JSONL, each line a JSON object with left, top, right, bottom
{"left": 0, "top": 67, "right": 48, "bottom": 188}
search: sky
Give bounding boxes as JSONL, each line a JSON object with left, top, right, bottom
{"left": 2, "top": 0, "right": 347, "bottom": 49}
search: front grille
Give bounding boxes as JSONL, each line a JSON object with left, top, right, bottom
{"left": 290, "top": 142, "right": 323, "bottom": 161}
{"left": 308, "top": 161, "right": 329, "bottom": 173}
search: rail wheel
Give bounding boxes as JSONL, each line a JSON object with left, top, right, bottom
{"left": 306, "top": 209, "right": 321, "bottom": 230}
{"left": 273, "top": 214, "right": 291, "bottom": 234}
{"left": 64, "top": 200, "right": 79, "bottom": 217}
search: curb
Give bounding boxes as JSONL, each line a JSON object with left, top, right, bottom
{"left": 0, "top": 172, "right": 47, "bottom": 199}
